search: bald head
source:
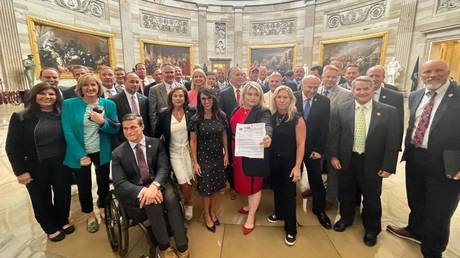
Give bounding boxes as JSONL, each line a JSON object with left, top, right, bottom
{"left": 420, "top": 60, "right": 450, "bottom": 90}
{"left": 302, "top": 75, "right": 321, "bottom": 98}
{"left": 367, "top": 65, "right": 386, "bottom": 89}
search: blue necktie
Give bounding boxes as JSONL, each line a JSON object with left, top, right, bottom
{"left": 303, "top": 98, "right": 312, "bottom": 120}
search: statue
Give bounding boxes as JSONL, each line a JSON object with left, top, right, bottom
{"left": 386, "top": 57, "right": 402, "bottom": 85}
{"left": 203, "top": 64, "right": 208, "bottom": 73}
{"left": 23, "top": 54, "right": 35, "bottom": 88}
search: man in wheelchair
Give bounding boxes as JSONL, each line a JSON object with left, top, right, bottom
{"left": 112, "top": 113, "right": 190, "bottom": 258}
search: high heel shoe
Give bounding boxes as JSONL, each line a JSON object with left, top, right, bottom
{"left": 213, "top": 218, "right": 220, "bottom": 226}
{"left": 242, "top": 225, "right": 255, "bottom": 235}
{"left": 206, "top": 222, "right": 216, "bottom": 233}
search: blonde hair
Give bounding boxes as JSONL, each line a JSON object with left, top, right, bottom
{"left": 270, "top": 86, "right": 297, "bottom": 121}
{"left": 240, "top": 81, "right": 264, "bottom": 108}
{"left": 75, "top": 73, "right": 103, "bottom": 97}
{"left": 191, "top": 68, "right": 207, "bottom": 91}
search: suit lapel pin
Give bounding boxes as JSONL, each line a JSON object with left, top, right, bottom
{"left": 382, "top": 95, "right": 386, "bottom": 99}
{"left": 448, "top": 93, "right": 453, "bottom": 97}
{"left": 376, "top": 112, "right": 381, "bottom": 116}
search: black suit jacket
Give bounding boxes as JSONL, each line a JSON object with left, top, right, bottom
{"left": 230, "top": 106, "right": 273, "bottom": 177}
{"left": 110, "top": 91, "right": 150, "bottom": 148}
{"left": 294, "top": 92, "right": 331, "bottom": 156}
{"left": 379, "top": 87, "right": 404, "bottom": 148}
{"left": 329, "top": 100, "right": 400, "bottom": 174}
{"left": 60, "top": 86, "right": 77, "bottom": 99}
{"left": 155, "top": 106, "right": 196, "bottom": 155}
{"left": 144, "top": 81, "right": 157, "bottom": 97}
{"left": 219, "top": 86, "right": 239, "bottom": 120}
{"left": 402, "top": 82, "right": 460, "bottom": 165}
{"left": 112, "top": 137, "right": 170, "bottom": 213}
{"left": 282, "top": 78, "right": 298, "bottom": 92}
{"left": 384, "top": 83, "right": 399, "bottom": 91}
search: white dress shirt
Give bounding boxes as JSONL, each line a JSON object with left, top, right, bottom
{"left": 411, "top": 80, "right": 450, "bottom": 149}
{"left": 373, "top": 86, "right": 382, "bottom": 102}
{"left": 124, "top": 90, "right": 140, "bottom": 114}
{"left": 230, "top": 84, "right": 242, "bottom": 102}
{"left": 102, "top": 85, "right": 118, "bottom": 98}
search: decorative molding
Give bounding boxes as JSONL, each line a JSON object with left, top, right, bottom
{"left": 437, "top": 0, "right": 460, "bottom": 13}
{"left": 140, "top": 10, "right": 190, "bottom": 34}
{"left": 326, "top": 1, "right": 386, "bottom": 29}
{"left": 41, "top": 0, "right": 105, "bottom": 18}
{"left": 215, "top": 22, "right": 227, "bottom": 55}
{"left": 251, "top": 19, "right": 296, "bottom": 36}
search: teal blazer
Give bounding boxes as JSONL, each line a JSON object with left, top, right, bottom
{"left": 62, "top": 97, "right": 119, "bottom": 168}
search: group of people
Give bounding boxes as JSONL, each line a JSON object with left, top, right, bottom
{"left": 5, "top": 58, "right": 460, "bottom": 258}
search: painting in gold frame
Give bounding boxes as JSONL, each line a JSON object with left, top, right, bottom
{"left": 319, "top": 32, "right": 388, "bottom": 75}
{"left": 248, "top": 44, "right": 296, "bottom": 74}
{"left": 140, "top": 40, "right": 193, "bottom": 76}
{"left": 27, "top": 16, "right": 116, "bottom": 79}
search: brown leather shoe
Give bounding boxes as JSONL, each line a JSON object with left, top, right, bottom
{"left": 386, "top": 225, "right": 421, "bottom": 244}
{"left": 177, "top": 249, "right": 191, "bottom": 258}
{"left": 160, "top": 247, "right": 178, "bottom": 258}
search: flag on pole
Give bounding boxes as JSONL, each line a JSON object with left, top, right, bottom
{"left": 410, "top": 57, "right": 419, "bottom": 92}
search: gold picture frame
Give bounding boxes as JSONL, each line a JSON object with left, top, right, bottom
{"left": 140, "top": 39, "right": 193, "bottom": 75}
{"left": 248, "top": 43, "right": 297, "bottom": 74}
{"left": 27, "top": 16, "right": 116, "bottom": 79}
{"left": 319, "top": 32, "right": 388, "bottom": 74}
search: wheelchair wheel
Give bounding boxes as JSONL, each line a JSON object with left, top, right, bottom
{"left": 105, "top": 195, "right": 129, "bottom": 256}
{"left": 117, "top": 201, "right": 130, "bottom": 257}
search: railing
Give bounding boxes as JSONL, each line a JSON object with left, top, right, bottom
{"left": 0, "top": 79, "right": 23, "bottom": 105}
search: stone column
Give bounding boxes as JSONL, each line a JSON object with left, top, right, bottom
{"left": 0, "top": 0, "right": 28, "bottom": 91}
{"left": 119, "top": 0, "right": 134, "bottom": 70}
{"left": 394, "top": 0, "right": 418, "bottom": 91}
{"left": 233, "top": 7, "right": 243, "bottom": 67}
{"left": 303, "top": 2, "right": 316, "bottom": 66}
{"left": 197, "top": 4, "right": 208, "bottom": 65}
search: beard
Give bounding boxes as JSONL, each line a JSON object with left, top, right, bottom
{"left": 425, "top": 81, "right": 443, "bottom": 90}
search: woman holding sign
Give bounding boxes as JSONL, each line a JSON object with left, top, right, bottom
{"left": 268, "top": 86, "right": 306, "bottom": 246}
{"left": 230, "top": 81, "right": 273, "bottom": 235}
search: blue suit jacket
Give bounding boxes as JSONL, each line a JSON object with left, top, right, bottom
{"left": 62, "top": 97, "right": 119, "bottom": 168}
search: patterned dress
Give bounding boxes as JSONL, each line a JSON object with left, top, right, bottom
{"left": 190, "top": 118, "right": 227, "bottom": 196}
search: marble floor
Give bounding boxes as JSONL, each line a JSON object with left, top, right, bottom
{"left": 0, "top": 104, "right": 459, "bottom": 258}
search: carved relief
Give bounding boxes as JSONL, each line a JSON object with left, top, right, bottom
{"left": 141, "top": 10, "right": 189, "bottom": 34}
{"left": 215, "top": 23, "right": 226, "bottom": 55}
{"left": 41, "top": 0, "right": 105, "bottom": 18}
{"left": 251, "top": 19, "right": 296, "bottom": 36}
{"left": 327, "top": 1, "right": 386, "bottom": 29}
{"left": 437, "top": 0, "right": 460, "bottom": 13}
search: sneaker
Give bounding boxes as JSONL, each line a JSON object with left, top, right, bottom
{"left": 267, "top": 214, "right": 281, "bottom": 223}
{"left": 184, "top": 205, "right": 193, "bottom": 221}
{"left": 285, "top": 234, "right": 296, "bottom": 246}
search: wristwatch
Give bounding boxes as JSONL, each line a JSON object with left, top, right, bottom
{"left": 152, "top": 181, "right": 161, "bottom": 188}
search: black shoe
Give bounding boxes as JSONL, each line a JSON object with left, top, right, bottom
{"left": 206, "top": 223, "right": 216, "bottom": 233}
{"left": 213, "top": 219, "right": 220, "bottom": 226}
{"left": 267, "top": 214, "right": 282, "bottom": 223}
{"left": 363, "top": 232, "right": 377, "bottom": 247}
{"left": 62, "top": 225, "right": 75, "bottom": 235}
{"left": 284, "top": 234, "right": 296, "bottom": 246}
{"left": 316, "top": 212, "right": 332, "bottom": 229}
{"left": 48, "top": 231, "right": 65, "bottom": 242}
{"left": 333, "top": 220, "right": 351, "bottom": 232}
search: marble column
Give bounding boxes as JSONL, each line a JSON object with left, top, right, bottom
{"left": 303, "top": 2, "right": 316, "bottom": 66}
{"left": 119, "top": 0, "right": 134, "bottom": 70}
{"left": 233, "top": 7, "right": 243, "bottom": 67}
{"left": 0, "top": 0, "right": 28, "bottom": 91}
{"left": 394, "top": 0, "right": 418, "bottom": 91}
{"left": 197, "top": 4, "right": 208, "bottom": 65}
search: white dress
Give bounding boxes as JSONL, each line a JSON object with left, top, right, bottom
{"left": 169, "top": 115, "right": 194, "bottom": 185}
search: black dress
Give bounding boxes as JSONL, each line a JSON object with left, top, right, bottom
{"left": 190, "top": 118, "right": 227, "bottom": 196}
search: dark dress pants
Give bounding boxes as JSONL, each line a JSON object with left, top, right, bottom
{"left": 406, "top": 148, "right": 460, "bottom": 258}
{"left": 71, "top": 152, "right": 110, "bottom": 213}
{"left": 304, "top": 157, "right": 326, "bottom": 214}
{"left": 272, "top": 155, "right": 297, "bottom": 236}
{"left": 144, "top": 183, "right": 188, "bottom": 252}
{"left": 26, "top": 156, "right": 71, "bottom": 234}
{"left": 338, "top": 153, "right": 382, "bottom": 235}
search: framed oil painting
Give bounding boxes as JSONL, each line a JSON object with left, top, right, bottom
{"left": 319, "top": 32, "right": 388, "bottom": 74}
{"left": 248, "top": 44, "right": 296, "bottom": 74}
{"left": 27, "top": 16, "right": 116, "bottom": 79}
{"left": 140, "top": 40, "right": 193, "bottom": 76}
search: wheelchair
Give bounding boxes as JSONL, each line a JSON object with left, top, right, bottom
{"left": 104, "top": 183, "right": 185, "bottom": 257}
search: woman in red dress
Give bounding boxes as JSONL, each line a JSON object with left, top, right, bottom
{"left": 230, "top": 81, "right": 272, "bottom": 235}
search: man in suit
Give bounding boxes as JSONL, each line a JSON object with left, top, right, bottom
{"left": 367, "top": 65, "right": 399, "bottom": 91}
{"left": 112, "top": 114, "right": 190, "bottom": 258}
{"left": 114, "top": 67, "right": 126, "bottom": 90}
{"left": 320, "top": 65, "right": 353, "bottom": 207}
{"left": 144, "top": 67, "right": 162, "bottom": 97}
{"left": 340, "top": 64, "right": 360, "bottom": 90}
{"left": 386, "top": 60, "right": 460, "bottom": 258}
{"left": 148, "top": 64, "right": 182, "bottom": 136}
{"left": 60, "top": 65, "right": 89, "bottom": 99}
{"left": 294, "top": 65, "right": 306, "bottom": 91}
{"left": 174, "top": 66, "right": 188, "bottom": 88}
{"left": 257, "top": 65, "right": 268, "bottom": 87}
{"left": 330, "top": 59, "right": 347, "bottom": 85}
{"left": 309, "top": 65, "right": 323, "bottom": 79}
{"left": 111, "top": 72, "right": 150, "bottom": 148}
{"left": 294, "top": 75, "right": 332, "bottom": 229}
{"left": 99, "top": 66, "right": 122, "bottom": 98}
{"left": 263, "top": 72, "right": 282, "bottom": 109}
{"left": 329, "top": 76, "right": 400, "bottom": 246}
{"left": 282, "top": 70, "right": 298, "bottom": 92}
{"left": 135, "top": 63, "right": 153, "bottom": 95}
{"left": 216, "top": 67, "right": 228, "bottom": 90}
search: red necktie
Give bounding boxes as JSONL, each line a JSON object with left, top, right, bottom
{"left": 135, "top": 144, "right": 150, "bottom": 184}
{"left": 411, "top": 91, "right": 437, "bottom": 147}
{"left": 236, "top": 89, "right": 240, "bottom": 103}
